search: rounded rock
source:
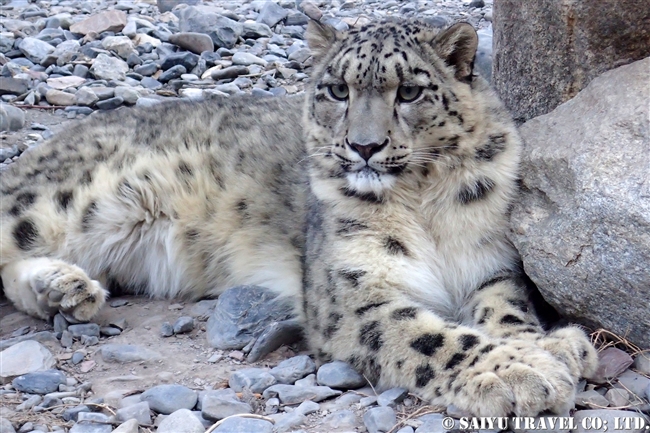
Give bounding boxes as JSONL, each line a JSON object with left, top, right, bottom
{"left": 45, "top": 89, "right": 76, "bottom": 106}
{"left": 270, "top": 355, "right": 317, "bottom": 384}
{"left": 12, "top": 369, "right": 67, "bottom": 395}
{"left": 157, "top": 408, "right": 204, "bottom": 433}
{"left": 172, "top": 316, "right": 195, "bottom": 334}
{"left": 229, "top": 368, "right": 277, "bottom": 393}
{"left": 0, "top": 340, "right": 55, "bottom": 382}
{"left": 316, "top": 361, "right": 366, "bottom": 389}
{"left": 168, "top": 33, "right": 214, "bottom": 55}
{"left": 213, "top": 417, "right": 273, "bottom": 433}
{"left": 0, "top": 103, "right": 25, "bottom": 131}
{"left": 140, "top": 384, "right": 197, "bottom": 414}
{"left": 363, "top": 406, "right": 397, "bottom": 433}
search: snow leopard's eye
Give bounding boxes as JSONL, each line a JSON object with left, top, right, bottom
{"left": 397, "top": 85, "right": 423, "bottom": 102}
{"left": 328, "top": 84, "right": 349, "bottom": 101}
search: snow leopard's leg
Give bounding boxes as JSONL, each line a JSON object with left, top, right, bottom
{"left": 1, "top": 258, "right": 107, "bottom": 321}
{"left": 469, "top": 276, "right": 598, "bottom": 381}
{"left": 306, "top": 265, "right": 578, "bottom": 416}
{"left": 309, "top": 291, "right": 577, "bottom": 416}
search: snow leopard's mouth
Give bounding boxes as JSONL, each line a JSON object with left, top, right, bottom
{"left": 345, "top": 166, "right": 397, "bottom": 195}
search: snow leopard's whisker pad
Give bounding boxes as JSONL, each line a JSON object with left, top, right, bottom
{"left": 0, "top": 18, "right": 597, "bottom": 417}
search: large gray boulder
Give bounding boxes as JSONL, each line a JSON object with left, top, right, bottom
{"left": 493, "top": 0, "right": 650, "bottom": 123}
{"left": 509, "top": 58, "right": 650, "bottom": 348}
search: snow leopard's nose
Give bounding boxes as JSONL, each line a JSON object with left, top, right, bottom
{"left": 346, "top": 137, "right": 389, "bottom": 162}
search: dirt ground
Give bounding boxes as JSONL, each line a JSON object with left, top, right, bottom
{"left": 0, "top": 293, "right": 299, "bottom": 397}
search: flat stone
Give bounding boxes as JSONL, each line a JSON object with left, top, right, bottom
{"left": 287, "top": 47, "right": 311, "bottom": 63}
{"left": 573, "top": 410, "right": 648, "bottom": 433}
{"left": 633, "top": 354, "right": 650, "bottom": 375}
{"left": 575, "top": 390, "right": 609, "bottom": 408}
{"left": 232, "top": 52, "right": 267, "bottom": 67}
{"left": 206, "top": 285, "right": 294, "bottom": 350}
{"left": 70, "top": 10, "right": 127, "bottom": 35}
{"left": 90, "top": 87, "right": 115, "bottom": 100}
{"left": 140, "top": 77, "right": 163, "bottom": 90}
{"left": 114, "top": 87, "right": 139, "bottom": 105}
{"left": 101, "top": 36, "right": 135, "bottom": 59}
{"left": 158, "top": 64, "right": 186, "bottom": 83}
{"left": 247, "top": 319, "right": 304, "bottom": 362}
{"left": 270, "top": 355, "right": 317, "bottom": 385}
{"left": 212, "top": 417, "right": 273, "bottom": 433}
{"left": 168, "top": 33, "right": 214, "bottom": 54}
{"left": 90, "top": 53, "right": 129, "bottom": 81}
{"left": 18, "top": 37, "right": 54, "bottom": 63}
{"left": 605, "top": 388, "right": 631, "bottom": 407}
{"left": 99, "top": 326, "right": 121, "bottom": 337}
{"left": 62, "top": 405, "right": 91, "bottom": 421}
{"left": 157, "top": 408, "right": 204, "bottom": 433}
{"left": 0, "top": 103, "right": 25, "bottom": 132}
{"left": 0, "top": 77, "right": 29, "bottom": 96}
{"left": 96, "top": 96, "right": 124, "bottom": 110}
{"left": 295, "top": 400, "right": 320, "bottom": 416}
{"left": 242, "top": 22, "right": 273, "bottom": 39}
{"left": 100, "top": 344, "right": 161, "bottom": 363}
{"left": 69, "top": 422, "right": 112, "bottom": 433}
{"left": 211, "top": 65, "right": 249, "bottom": 81}
{"left": 12, "top": 369, "right": 67, "bottom": 394}
{"left": 45, "top": 89, "right": 76, "bottom": 106}
{"left": 111, "top": 419, "right": 139, "bottom": 433}
{"left": 615, "top": 370, "right": 650, "bottom": 398}
{"left": 140, "top": 384, "right": 197, "bottom": 414}
{"left": 299, "top": 1, "right": 323, "bottom": 21}
{"left": 295, "top": 373, "right": 317, "bottom": 387}
{"left": 47, "top": 76, "right": 86, "bottom": 90}
{"left": 134, "top": 63, "right": 158, "bottom": 76}
{"left": 316, "top": 361, "right": 366, "bottom": 389}
{"left": 0, "top": 341, "right": 55, "bottom": 384}
{"left": 377, "top": 387, "right": 409, "bottom": 407}
{"left": 68, "top": 323, "right": 100, "bottom": 338}
{"left": 173, "top": 316, "right": 195, "bottom": 334}
{"left": 364, "top": 406, "right": 397, "bottom": 433}
{"left": 161, "top": 51, "right": 199, "bottom": 71}
{"left": 177, "top": 7, "right": 243, "bottom": 49}
{"left": 591, "top": 348, "right": 634, "bottom": 383}
{"left": 229, "top": 368, "right": 277, "bottom": 393}
{"left": 201, "top": 389, "right": 252, "bottom": 421}
{"left": 286, "top": 11, "right": 309, "bottom": 26}
{"left": 262, "top": 384, "right": 341, "bottom": 405}
{"left": 256, "top": 1, "right": 289, "bottom": 27}
{"left": 116, "top": 401, "right": 151, "bottom": 425}
{"left": 73, "top": 64, "right": 89, "bottom": 78}
{"left": 414, "top": 414, "right": 445, "bottom": 433}
{"left": 74, "top": 87, "right": 99, "bottom": 106}
{"left": 16, "top": 394, "right": 42, "bottom": 411}
{"left": 271, "top": 411, "right": 307, "bottom": 432}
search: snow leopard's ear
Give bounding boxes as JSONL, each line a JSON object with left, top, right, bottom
{"left": 306, "top": 20, "right": 338, "bottom": 59}
{"left": 433, "top": 23, "right": 478, "bottom": 83}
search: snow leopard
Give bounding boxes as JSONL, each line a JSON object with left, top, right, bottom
{"left": 0, "top": 19, "right": 597, "bottom": 416}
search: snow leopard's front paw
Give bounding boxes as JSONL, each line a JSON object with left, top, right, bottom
{"left": 30, "top": 261, "right": 107, "bottom": 322}
{"left": 536, "top": 326, "right": 598, "bottom": 380}
{"left": 458, "top": 341, "right": 576, "bottom": 417}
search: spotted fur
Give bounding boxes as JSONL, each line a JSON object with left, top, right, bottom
{"left": 0, "top": 19, "right": 597, "bottom": 416}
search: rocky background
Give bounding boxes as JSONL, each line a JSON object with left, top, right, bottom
{"left": 1, "top": 0, "right": 649, "bottom": 433}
